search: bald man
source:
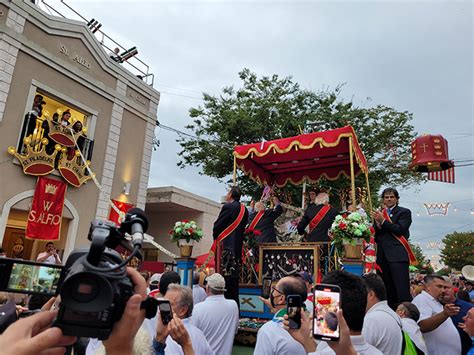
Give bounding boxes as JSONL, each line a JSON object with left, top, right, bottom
{"left": 248, "top": 196, "right": 283, "bottom": 243}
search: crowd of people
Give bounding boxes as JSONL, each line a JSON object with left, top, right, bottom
{"left": 0, "top": 185, "right": 472, "bottom": 354}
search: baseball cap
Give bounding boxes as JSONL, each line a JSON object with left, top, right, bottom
{"left": 298, "top": 271, "right": 313, "bottom": 284}
{"left": 206, "top": 273, "right": 226, "bottom": 292}
{"left": 461, "top": 265, "right": 474, "bottom": 282}
{"left": 150, "top": 273, "right": 162, "bottom": 285}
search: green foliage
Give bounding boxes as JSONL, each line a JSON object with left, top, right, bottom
{"left": 409, "top": 242, "right": 434, "bottom": 274}
{"left": 178, "top": 69, "right": 424, "bottom": 201}
{"left": 440, "top": 231, "right": 474, "bottom": 270}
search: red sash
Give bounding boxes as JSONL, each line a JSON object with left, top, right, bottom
{"left": 382, "top": 209, "right": 417, "bottom": 265}
{"left": 309, "top": 205, "right": 331, "bottom": 234}
{"left": 248, "top": 210, "right": 264, "bottom": 230}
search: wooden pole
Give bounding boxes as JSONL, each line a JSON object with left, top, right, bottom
{"left": 302, "top": 180, "right": 307, "bottom": 209}
{"left": 365, "top": 171, "right": 373, "bottom": 214}
{"left": 348, "top": 137, "right": 357, "bottom": 212}
{"left": 233, "top": 154, "right": 237, "bottom": 186}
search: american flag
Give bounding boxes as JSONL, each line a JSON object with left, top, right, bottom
{"left": 428, "top": 167, "right": 455, "bottom": 184}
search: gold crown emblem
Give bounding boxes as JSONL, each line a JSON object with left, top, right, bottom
{"left": 45, "top": 183, "right": 58, "bottom": 195}
{"left": 8, "top": 136, "right": 60, "bottom": 176}
{"left": 57, "top": 149, "right": 93, "bottom": 187}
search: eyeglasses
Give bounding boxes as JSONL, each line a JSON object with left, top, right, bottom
{"left": 271, "top": 286, "right": 283, "bottom": 296}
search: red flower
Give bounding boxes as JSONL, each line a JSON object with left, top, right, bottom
{"left": 369, "top": 226, "right": 375, "bottom": 235}
{"left": 188, "top": 228, "right": 194, "bottom": 234}
{"left": 342, "top": 213, "right": 348, "bottom": 218}
{"left": 183, "top": 219, "right": 189, "bottom": 223}
{"left": 339, "top": 222, "right": 347, "bottom": 230}
{"left": 253, "top": 229, "right": 262, "bottom": 236}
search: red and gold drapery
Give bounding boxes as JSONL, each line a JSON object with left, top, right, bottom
{"left": 233, "top": 126, "right": 368, "bottom": 187}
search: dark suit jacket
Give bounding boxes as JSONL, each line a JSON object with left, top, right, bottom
{"left": 213, "top": 200, "right": 249, "bottom": 258}
{"left": 374, "top": 205, "right": 412, "bottom": 263}
{"left": 248, "top": 204, "right": 283, "bottom": 243}
{"left": 297, "top": 203, "right": 339, "bottom": 242}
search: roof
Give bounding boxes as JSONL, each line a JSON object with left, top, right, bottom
{"left": 233, "top": 125, "right": 368, "bottom": 187}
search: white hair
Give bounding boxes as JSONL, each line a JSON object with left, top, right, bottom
{"left": 314, "top": 192, "right": 329, "bottom": 205}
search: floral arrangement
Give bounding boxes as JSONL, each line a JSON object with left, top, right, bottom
{"left": 169, "top": 220, "right": 203, "bottom": 243}
{"left": 243, "top": 228, "right": 261, "bottom": 250}
{"left": 330, "top": 212, "right": 375, "bottom": 250}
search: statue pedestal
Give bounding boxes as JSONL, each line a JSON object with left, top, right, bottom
{"left": 341, "top": 258, "right": 364, "bottom": 276}
{"left": 175, "top": 257, "right": 196, "bottom": 287}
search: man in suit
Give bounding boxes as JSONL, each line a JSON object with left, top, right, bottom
{"left": 371, "top": 187, "right": 413, "bottom": 309}
{"left": 297, "top": 191, "right": 339, "bottom": 242}
{"left": 248, "top": 196, "right": 283, "bottom": 243}
{"left": 213, "top": 186, "right": 248, "bottom": 306}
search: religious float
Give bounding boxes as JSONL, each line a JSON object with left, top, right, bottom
{"left": 211, "top": 126, "right": 373, "bottom": 343}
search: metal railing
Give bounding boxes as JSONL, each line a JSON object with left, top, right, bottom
{"left": 36, "top": 0, "right": 155, "bottom": 86}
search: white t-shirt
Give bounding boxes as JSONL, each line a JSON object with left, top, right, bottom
{"left": 312, "top": 335, "right": 382, "bottom": 354}
{"left": 362, "top": 300, "right": 403, "bottom": 355}
{"left": 400, "top": 317, "right": 428, "bottom": 355}
{"left": 254, "top": 311, "right": 307, "bottom": 355}
{"left": 36, "top": 252, "right": 61, "bottom": 264}
{"left": 193, "top": 284, "right": 207, "bottom": 305}
{"left": 191, "top": 294, "right": 239, "bottom": 355}
{"left": 412, "top": 290, "right": 462, "bottom": 355}
{"left": 165, "top": 318, "right": 214, "bottom": 355}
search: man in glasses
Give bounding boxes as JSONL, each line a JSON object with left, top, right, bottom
{"left": 254, "top": 276, "right": 308, "bottom": 355}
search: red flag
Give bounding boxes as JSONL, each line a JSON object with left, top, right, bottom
{"left": 26, "top": 177, "right": 67, "bottom": 240}
{"left": 108, "top": 199, "right": 135, "bottom": 226}
{"left": 428, "top": 167, "right": 455, "bottom": 183}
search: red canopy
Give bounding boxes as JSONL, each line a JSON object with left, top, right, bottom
{"left": 233, "top": 126, "right": 368, "bottom": 187}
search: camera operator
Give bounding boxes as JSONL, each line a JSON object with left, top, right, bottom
{"left": 36, "top": 242, "right": 62, "bottom": 265}
{"left": 0, "top": 267, "right": 147, "bottom": 355}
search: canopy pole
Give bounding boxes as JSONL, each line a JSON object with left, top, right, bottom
{"left": 302, "top": 180, "right": 307, "bottom": 209}
{"left": 233, "top": 154, "right": 237, "bottom": 186}
{"left": 348, "top": 137, "right": 357, "bottom": 212}
{"left": 364, "top": 171, "right": 373, "bottom": 214}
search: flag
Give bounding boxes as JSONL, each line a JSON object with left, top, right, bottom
{"left": 428, "top": 167, "right": 455, "bottom": 183}
{"left": 26, "top": 177, "right": 67, "bottom": 240}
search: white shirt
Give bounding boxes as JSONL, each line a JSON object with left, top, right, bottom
{"left": 165, "top": 318, "right": 214, "bottom": 355}
{"left": 412, "top": 290, "right": 462, "bottom": 355}
{"left": 193, "top": 284, "right": 207, "bottom": 305}
{"left": 312, "top": 334, "right": 382, "bottom": 354}
{"left": 254, "top": 317, "right": 307, "bottom": 355}
{"left": 191, "top": 294, "right": 239, "bottom": 355}
{"left": 362, "top": 300, "right": 403, "bottom": 355}
{"left": 400, "top": 317, "right": 428, "bottom": 355}
{"left": 36, "top": 252, "right": 61, "bottom": 264}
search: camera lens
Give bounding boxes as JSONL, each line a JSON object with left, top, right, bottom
{"left": 61, "top": 272, "right": 114, "bottom": 312}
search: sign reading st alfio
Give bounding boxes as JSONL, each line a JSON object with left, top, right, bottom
{"left": 59, "top": 44, "right": 91, "bottom": 69}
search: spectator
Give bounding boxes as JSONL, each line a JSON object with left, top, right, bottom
{"left": 461, "top": 308, "right": 473, "bottom": 354}
{"left": 192, "top": 273, "right": 238, "bottom": 355}
{"left": 161, "top": 284, "right": 213, "bottom": 354}
{"left": 36, "top": 242, "right": 61, "bottom": 265}
{"left": 396, "top": 302, "right": 428, "bottom": 354}
{"left": 158, "top": 271, "right": 180, "bottom": 296}
{"left": 362, "top": 273, "right": 403, "bottom": 354}
{"left": 295, "top": 271, "right": 314, "bottom": 317}
{"left": 148, "top": 273, "right": 162, "bottom": 298}
{"left": 440, "top": 278, "right": 473, "bottom": 355}
{"left": 254, "top": 276, "right": 308, "bottom": 354}
{"left": 457, "top": 290, "right": 471, "bottom": 304}
{"left": 192, "top": 272, "right": 207, "bottom": 305}
{"left": 154, "top": 314, "right": 195, "bottom": 355}
{"left": 313, "top": 271, "right": 381, "bottom": 354}
{"left": 412, "top": 274, "right": 462, "bottom": 355}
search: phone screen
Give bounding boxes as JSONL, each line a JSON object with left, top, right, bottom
{"left": 159, "top": 301, "right": 172, "bottom": 325}
{"left": 6, "top": 261, "right": 62, "bottom": 296}
{"left": 313, "top": 285, "right": 341, "bottom": 341}
{"left": 262, "top": 278, "right": 272, "bottom": 299}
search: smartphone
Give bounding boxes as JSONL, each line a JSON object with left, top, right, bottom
{"left": 261, "top": 277, "right": 272, "bottom": 299}
{"left": 0, "top": 258, "right": 63, "bottom": 297}
{"left": 286, "top": 294, "right": 302, "bottom": 329}
{"left": 313, "top": 284, "right": 341, "bottom": 341}
{"left": 158, "top": 299, "right": 172, "bottom": 325}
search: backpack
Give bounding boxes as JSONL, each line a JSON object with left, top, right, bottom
{"left": 401, "top": 329, "right": 424, "bottom": 355}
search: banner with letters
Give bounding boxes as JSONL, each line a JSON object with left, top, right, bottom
{"left": 26, "top": 176, "right": 67, "bottom": 240}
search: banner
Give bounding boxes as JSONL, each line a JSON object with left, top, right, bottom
{"left": 26, "top": 177, "right": 67, "bottom": 240}
{"left": 428, "top": 167, "right": 455, "bottom": 184}
{"left": 108, "top": 199, "right": 134, "bottom": 226}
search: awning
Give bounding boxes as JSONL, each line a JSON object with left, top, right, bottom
{"left": 233, "top": 125, "right": 368, "bottom": 187}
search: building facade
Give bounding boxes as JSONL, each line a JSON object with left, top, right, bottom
{"left": 0, "top": 1, "right": 160, "bottom": 261}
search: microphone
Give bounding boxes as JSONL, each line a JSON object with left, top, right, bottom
{"left": 120, "top": 208, "right": 149, "bottom": 248}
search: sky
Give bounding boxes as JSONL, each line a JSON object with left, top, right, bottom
{"left": 47, "top": 0, "right": 473, "bottom": 267}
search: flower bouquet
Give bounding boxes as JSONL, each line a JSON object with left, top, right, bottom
{"left": 241, "top": 228, "right": 261, "bottom": 284}
{"left": 330, "top": 212, "right": 375, "bottom": 259}
{"left": 169, "top": 220, "right": 204, "bottom": 243}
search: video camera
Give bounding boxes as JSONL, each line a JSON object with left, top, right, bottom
{"left": 53, "top": 208, "right": 156, "bottom": 340}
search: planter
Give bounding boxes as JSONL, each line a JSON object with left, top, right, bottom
{"left": 343, "top": 239, "right": 363, "bottom": 259}
{"left": 178, "top": 239, "right": 194, "bottom": 257}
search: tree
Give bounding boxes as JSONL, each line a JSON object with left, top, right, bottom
{"left": 178, "top": 69, "right": 424, "bottom": 201}
{"left": 440, "top": 231, "right": 474, "bottom": 270}
{"left": 410, "top": 242, "right": 434, "bottom": 274}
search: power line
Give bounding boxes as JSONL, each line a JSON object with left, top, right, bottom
{"left": 413, "top": 222, "right": 474, "bottom": 242}
{"left": 157, "top": 122, "right": 233, "bottom": 149}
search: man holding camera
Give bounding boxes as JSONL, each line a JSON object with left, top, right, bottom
{"left": 36, "top": 242, "right": 61, "bottom": 265}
